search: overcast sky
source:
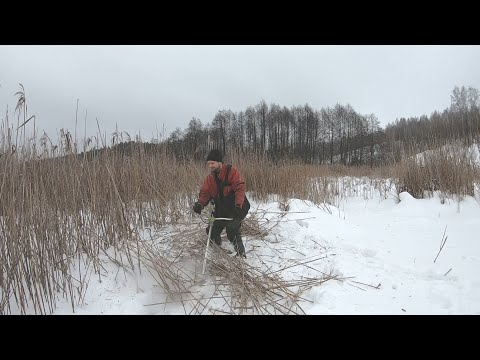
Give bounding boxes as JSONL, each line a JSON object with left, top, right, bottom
{"left": 1, "top": 45, "right": 479, "bottom": 142}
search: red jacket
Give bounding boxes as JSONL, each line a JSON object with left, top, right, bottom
{"left": 197, "top": 163, "right": 245, "bottom": 208}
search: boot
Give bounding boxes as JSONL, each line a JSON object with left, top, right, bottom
{"left": 233, "top": 235, "right": 246, "bottom": 258}
{"left": 210, "top": 235, "right": 222, "bottom": 246}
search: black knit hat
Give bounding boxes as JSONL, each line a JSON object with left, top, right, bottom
{"left": 206, "top": 149, "right": 223, "bottom": 162}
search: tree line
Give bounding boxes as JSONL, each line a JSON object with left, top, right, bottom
{"left": 164, "top": 86, "right": 480, "bottom": 166}
{"left": 71, "top": 86, "right": 478, "bottom": 166}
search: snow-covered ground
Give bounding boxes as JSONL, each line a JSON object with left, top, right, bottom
{"left": 45, "top": 179, "right": 480, "bottom": 315}
{"left": 415, "top": 142, "right": 480, "bottom": 166}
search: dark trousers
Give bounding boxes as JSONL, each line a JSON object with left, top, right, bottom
{"left": 207, "top": 218, "right": 245, "bottom": 255}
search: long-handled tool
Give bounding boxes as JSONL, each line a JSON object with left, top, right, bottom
{"left": 202, "top": 212, "right": 233, "bottom": 274}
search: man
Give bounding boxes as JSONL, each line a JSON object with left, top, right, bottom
{"left": 192, "top": 149, "right": 250, "bottom": 257}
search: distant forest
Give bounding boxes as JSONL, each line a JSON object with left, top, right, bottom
{"left": 161, "top": 86, "right": 480, "bottom": 166}
{"left": 84, "top": 86, "right": 480, "bottom": 166}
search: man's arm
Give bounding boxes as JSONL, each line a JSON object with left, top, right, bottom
{"left": 198, "top": 176, "right": 211, "bottom": 206}
{"left": 230, "top": 167, "right": 245, "bottom": 208}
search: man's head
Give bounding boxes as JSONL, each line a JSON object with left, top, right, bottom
{"left": 206, "top": 149, "right": 223, "bottom": 173}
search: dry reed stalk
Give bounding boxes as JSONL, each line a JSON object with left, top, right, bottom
{"left": 2, "top": 89, "right": 476, "bottom": 314}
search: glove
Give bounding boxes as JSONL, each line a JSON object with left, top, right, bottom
{"left": 193, "top": 202, "right": 203, "bottom": 214}
{"left": 233, "top": 206, "right": 242, "bottom": 219}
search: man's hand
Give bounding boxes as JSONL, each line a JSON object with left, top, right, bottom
{"left": 193, "top": 202, "right": 203, "bottom": 214}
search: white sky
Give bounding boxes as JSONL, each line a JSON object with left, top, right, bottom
{"left": 1, "top": 45, "right": 480, "bottom": 141}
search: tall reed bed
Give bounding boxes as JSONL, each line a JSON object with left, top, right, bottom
{"left": 1, "top": 88, "right": 478, "bottom": 314}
